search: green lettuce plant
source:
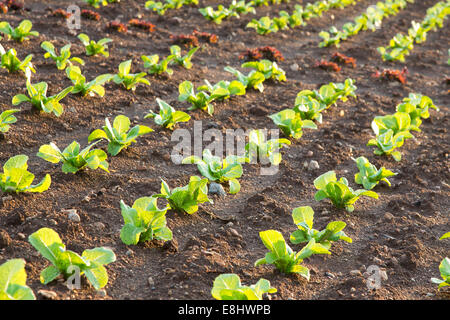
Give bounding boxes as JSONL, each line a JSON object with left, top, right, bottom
{"left": 170, "top": 45, "right": 199, "bottom": 69}
{"left": 395, "top": 93, "right": 439, "bottom": 129}
{"left": 40, "top": 41, "right": 85, "bottom": 70}
{"left": 182, "top": 149, "right": 247, "bottom": 194}
{"left": 119, "top": 197, "right": 172, "bottom": 245}
{"left": 245, "top": 129, "right": 290, "bottom": 165}
{"left": 0, "top": 20, "right": 39, "bottom": 42}
{"left": 353, "top": 156, "right": 396, "bottom": 189}
{"left": 12, "top": 77, "right": 73, "bottom": 117}
{"left": 211, "top": 274, "right": 276, "bottom": 300}
{"left": 155, "top": 176, "right": 211, "bottom": 214}
{"left": 178, "top": 80, "right": 227, "bottom": 115}
{"left": 66, "top": 65, "right": 113, "bottom": 97}
{"left": 431, "top": 257, "right": 450, "bottom": 289}
{"left": 28, "top": 227, "right": 116, "bottom": 289}
{"left": 112, "top": 59, "right": 150, "bottom": 91}
{"left": 367, "top": 129, "right": 412, "bottom": 162}
{"left": 141, "top": 54, "right": 175, "bottom": 76}
{"left": 293, "top": 92, "right": 326, "bottom": 123}
{"left": 241, "top": 59, "right": 286, "bottom": 82}
{"left": 224, "top": 66, "right": 266, "bottom": 92}
{"left": 255, "top": 230, "right": 330, "bottom": 278}
{"left": 144, "top": 98, "right": 190, "bottom": 130}
{"left": 0, "top": 259, "right": 35, "bottom": 300}
{"left": 314, "top": 170, "right": 378, "bottom": 212}
{"left": 289, "top": 206, "right": 352, "bottom": 250}
{"left": 88, "top": 115, "right": 153, "bottom": 156}
{"left": 0, "top": 155, "right": 51, "bottom": 193}
{"left": 0, "top": 45, "right": 35, "bottom": 74}
{"left": 197, "top": 80, "right": 246, "bottom": 101}
{"left": 269, "top": 109, "right": 317, "bottom": 139}
{"left": 78, "top": 33, "right": 112, "bottom": 57}
{"left": 371, "top": 111, "right": 418, "bottom": 136}
{"left": 0, "top": 109, "right": 19, "bottom": 133}
{"left": 37, "top": 141, "right": 109, "bottom": 174}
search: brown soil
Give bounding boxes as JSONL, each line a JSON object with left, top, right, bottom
{"left": 0, "top": 0, "right": 449, "bottom": 300}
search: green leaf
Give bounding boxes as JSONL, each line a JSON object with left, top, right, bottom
{"left": 28, "top": 228, "right": 63, "bottom": 266}
{"left": 84, "top": 265, "right": 108, "bottom": 290}
{"left": 40, "top": 265, "right": 61, "bottom": 285}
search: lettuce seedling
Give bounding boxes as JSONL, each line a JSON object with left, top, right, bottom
{"left": 28, "top": 227, "right": 116, "bottom": 289}
{"left": 141, "top": 54, "right": 175, "bottom": 76}
{"left": 12, "top": 77, "right": 73, "bottom": 117}
{"left": 211, "top": 274, "right": 276, "bottom": 300}
{"left": 170, "top": 45, "right": 199, "bottom": 69}
{"left": 77, "top": 33, "right": 112, "bottom": 57}
{"left": 314, "top": 170, "right": 378, "bottom": 212}
{"left": 353, "top": 156, "right": 396, "bottom": 190}
{"left": 293, "top": 92, "right": 326, "bottom": 123}
{"left": 315, "top": 78, "right": 357, "bottom": 107}
{"left": 88, "top": 115, "right": 153, "bottom": 156}
{"left": 290, "top": 206, "right": 352, "bottom": 250}
{"left": 182, "top": 149, "right": 247, "bottom": 194}
{"left": 241, "top": 59, "right": 286, "bottom": 82}
{"left": 0, "top": 259, "right": 35, "bottom": 300}
{"left": 269, "top": 109, "right": 317, "bottom": 139}
{"left": 197, "top": 79, "right": 246, "bottom": 101}
{"left": 144, "top": 98, "right": 190, "bottom": 130}
{"left": 40, "top": 41, "right": 85, "bottom": 70}
{"left": 146, "top": 0, "right": 198, "bottom": 15}
{"left": 440, "top": 232, "right": 450, "bottom": 240}
{"left": 0, "top": 109, "right": 19, "bottom": 133}
{"left": 178, "top": 80, "right": 227, "bottom": 115}
{"left": 255, "top": 230, "right": 330, "bottom": 278}
{"left": 112, "top": 60, "right": 150, "bottom": 91}
{"left": 199, "top": 6, "right": 236, "bottom": 24}
{"left": 371, "top": 111, "right": 418, "bottom": 136}
{"left": 0, "top": 155, "right": 51, "bottom": 193}
{"left": 155, "top": 176, "right": 211, "bottom": 214}
{"left": 0, "top": 45, "right": 35, "bottom": 74}
{"left": 37, "top": 141, "right": 109, "bottom": 174}
{"left": 83, "top": 0, "right": 108, "bottom": 8}
{"left": 66, "top": 66, "right": 114, "bottom": 97}
{"left": 0, "top": 20, "right": 39, "bottom": 42}
{"left": 245, "top": 129, "right": 290, "bottom": 165}
{"left": 224, "top": 66, "right": 266, "bottom": 92}
{"left": 431, "top": 257, "right": 450, "bottom": 289}
{"left": 246, "top": 17, "right": 279, "bottom": 35}
{"left": 367, "top": 129, "right": 412, "bottom": 162}
{"left": 119, "top": 197, "right": 172, "bottom": 245}
{"left": 395, "top": 93, "right": 439, "bottom": 129}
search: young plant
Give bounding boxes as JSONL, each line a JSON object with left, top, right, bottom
{"left": 40, "top": 41, "right": 85, "bottom": 70}
{"left": 431, "top": 257, "right": 450, "bottom": 289}
{"left": 313, "top": 170, "right": 379, "bottom": 212}
{"left": 141, "top": 54, "right": 175, "bottom": 76}
{"left": 353, "top": 156, "right": 397, "bottom": 190}
{"left": 28, "top": 227, "right": 116, "bottom": 290}
{"left": 289, "top": 206, "right": 352, "bottom": 250}
{"left": 211, "top": 274, "right": 276, "bottom": 300}
{"left": 269, "top": 109, "right": 317, "bottom": 139}
{"left": 371, "top": 111, "right": 417, "bottom": 136}
{"left": 255, "top": 230, "right": 330, "bottom": 279}
{"left": 155, "top": 176, "right": 211, "bottom": 214}
{"left": 199, "top": 6, "right": 236, "bottom": 24}
{"left": 314, "top": 59, "right": 341, "bottom": 72}
{"left": 66, "top": 65, "right": 113, "bottom": 97}
{"left": 0, "top": 259, "right": 35, "bottom": 300}
{"left": 241, "top": 59, "right": 286, "bottom": 82}
{"left": 0, "top": 109, "right": 19, "bottom": 133}
{"left": 224, "top": 66, "right": 266, "bottom": 92}
{"left": 0, "top": 45, "right": 35, "bottom": 74}
{"left": 112, "top": 60, "right": 150, "bottom": 91}
{"left": 119, "top": 197, "right": 172, "bottom": 245}
{"left": 245, "top": 129, "right": 290, "bottom": 165}
{"left": 293, "top": 92, "right": 326, "bottom": 123}
{"left": 81, "top": 9, "right": 101, "bottom": 21}
{"left": 182, "top": 149, "right": 247, "bottom": 194}
{"left": 178, "top": 80, "right": 227, "bottom": 115}
{"left": 170, "top": 45, "right": 198, "bottom": 69}
{"left": 367, "top": 129, "right": 412, "bottom": 162}
{"left": 0, "top": 155, "right": 51, "bottom": 193}
{"left": 197, "top": 79, "right": 246, "bottom": 101}
{"left": 0, "top": 19, "right": 39, "bottom": 42}
{"left": 246, "top": 17, "right": 279, "bottom": 35}
{"left": 107, "top": 21, "right": 128, "bottom": 33}
{"left": 77, "top": 33, "right": 112, "bottom": 57}
{"left": 12, "top": 78, "right": 73, "bottom": 117}
{"left": 144, "top": 98, "right": 190, "bottom": 130}
{"left": 88, "top": 115, "right": 153, "bottom": 156}
{"left": 37, "top": 141, "right": 109, "bottom": 174}
{"left": 372, "top": 66, "right": 408, "bottom": 85}
{"left": 395, "top": 93, "right": 439, "bottom": 129}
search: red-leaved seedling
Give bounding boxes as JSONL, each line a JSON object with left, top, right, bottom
{"left": 107, "top": 21, "right": 128, "bottom": 33}
{"left": 81, "top": 9, "right": 101, "bottom": 21}
{"left": 128, "top": 19, "right": 155, "bottom": 32}
{"left": 331, "top": 52, "right": 356, "bottom": 68}
{"left": 192, "top": 30, "right": 218, "bottom": 43}
{"left": 373, "top": 66, "right": 408, "bottom": 85}
{"left": 51, "top": 8, "right": 72, "bottom": 19}
{"left": 315, "top": 59, "right": 341, "bottom": 72}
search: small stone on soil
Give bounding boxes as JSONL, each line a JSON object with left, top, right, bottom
{"left": 38, "top": 290, "right": 57, "bottom": 300}
{"left": 208, "top": 183, "right": 226, "bottom": 196}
